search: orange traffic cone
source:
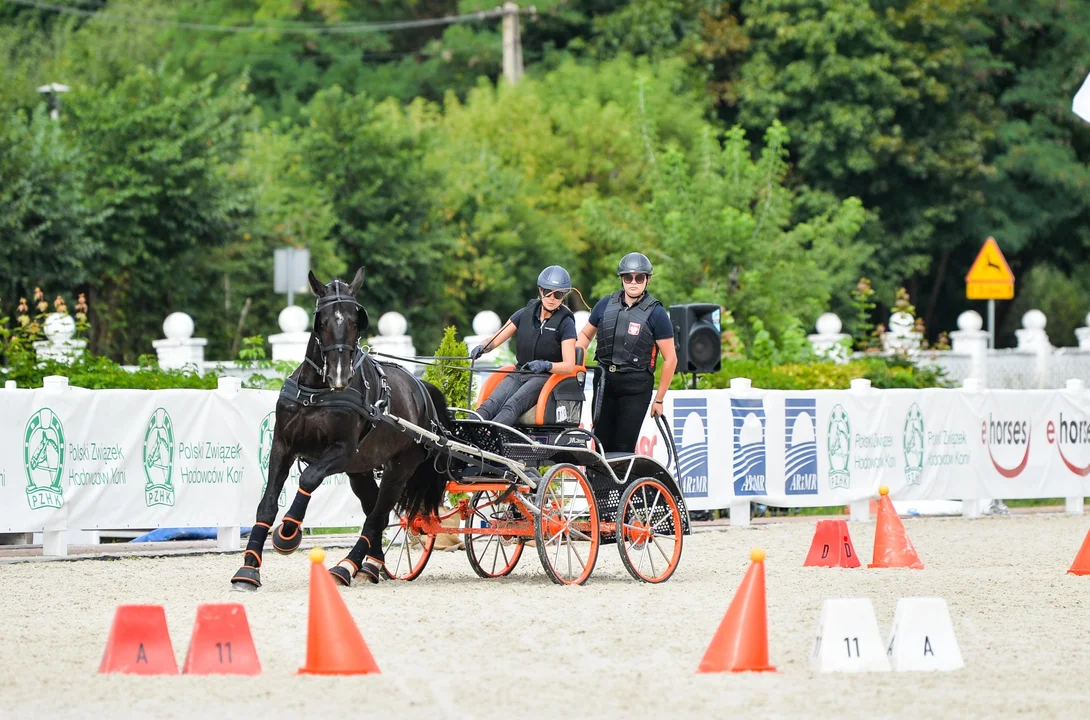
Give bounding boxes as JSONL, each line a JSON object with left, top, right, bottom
{"left": 1066, "top": 529, "right": 1090, "bottom": 575}
{"left": 804, "top": 519, "right": 860, "bottom": 568}
{"left": 298, "top": 547, "right": 381, "bottom": 675}
{"left": 697, "top": 548, "right": 776, "bottom": 673}
{"left": 869, "top": 486, "right": 924, "bottom": 569}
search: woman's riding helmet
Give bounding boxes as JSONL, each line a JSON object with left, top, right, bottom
{"left": 617, "top": 252, "right": 653, "bottom": 276}
{"left": 537, "top": 265, "right": 572, "bottom": 292}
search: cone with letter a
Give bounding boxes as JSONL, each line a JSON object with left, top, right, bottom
{"left": 697, "top": 548, "right": 776, "bottom": 673}
{"left": 1066, "top": 529, "right": 1090, "bottom": 575}
{"left": 869, "top": 486, "right": 924, "bottom": 569}
{"left": 99, "top": 605, "right": 178, "bottom": 675}
{"left": 298, "top": 547, "right": 380, "bottom": 675}
{"left": 804, "top": 519, "right": 861, "bottom": 568}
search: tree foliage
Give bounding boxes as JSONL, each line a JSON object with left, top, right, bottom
{"left": 1, "top": 0, "right": 1089, "bottom": 361}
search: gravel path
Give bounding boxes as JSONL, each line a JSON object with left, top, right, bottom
{"left": 3, "top": 513, "right": 1090, "bottom": 719}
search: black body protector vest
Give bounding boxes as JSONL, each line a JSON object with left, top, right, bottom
{"left": 596, "top": 291, "right": 661, "bottom": 373}
{"left": 514, "top": 299, "right": 573, "bottom": 366}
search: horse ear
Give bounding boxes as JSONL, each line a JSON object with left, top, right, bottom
{"left": 308, "top": 270, "right": 326, "bottom": 297}
{"left": 347, "top": 267, "right": 365, "bottom": 296}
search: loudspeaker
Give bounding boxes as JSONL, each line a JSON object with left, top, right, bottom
{"left": 670, "top": 303, "right": 722, "bottom": 374}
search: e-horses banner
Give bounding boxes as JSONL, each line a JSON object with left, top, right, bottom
{"left": 634, "top": 387, "right": 1090, "bottom": 511}
{"left": 2, "top": 384, "right": 1089, "bottom": 530}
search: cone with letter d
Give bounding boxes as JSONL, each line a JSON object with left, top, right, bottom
{"left": 298, "top": 547, "right": 380, "bottom": 675}
{"left": 697, "top": 548, "right": 776, "bottom": 673}
{"left": 869, "top": 486, "right": 924, "bottom": 569}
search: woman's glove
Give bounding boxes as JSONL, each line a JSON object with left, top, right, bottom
{"left": 469, "top": 345, "right": 486, "bottom": 360}
{"left": 525, "top": 360, "right": 553, "bottom": 373}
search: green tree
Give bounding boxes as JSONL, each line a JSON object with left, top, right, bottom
{"left": 298, "top": 86, "right": 452, "bottom": 352}
{"left": 428, "top": 55, "right": 711, "bottom": 324}
{"left": 965, "top": 1, "right": 1090, "bottom": 338}
{"left": 0, "top": 106, "right": 98, "bottom": 304}
{"left": 65, "top": 67, "right": 253, "bottom": 361}
{"left": 732, "top": 0, "right": 998, "bottom": 327}
{"left": 584, "top": 121, "right": 869, "bottom": 341}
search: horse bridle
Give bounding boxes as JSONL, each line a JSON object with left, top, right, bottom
{"left": 306, "top": 290, "right": 365, "bottom": 386}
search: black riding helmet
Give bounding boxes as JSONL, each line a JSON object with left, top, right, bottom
{"left": 617, "top": 252, "right": 653, "bottom": 276}
{"left": 537, "top": 265, "right": 572, "bottom": 292}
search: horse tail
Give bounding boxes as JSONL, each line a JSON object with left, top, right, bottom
{"left": 399, "top": 379, "right": 453, "bottom": 520}
{"left": 422, "top": 379, "right": 454, "bottom": 433}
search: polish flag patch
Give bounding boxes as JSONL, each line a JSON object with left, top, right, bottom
{"left": 627, "top": 322, "right": 642, "bottom": 335}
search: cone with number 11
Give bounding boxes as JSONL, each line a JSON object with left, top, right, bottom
{"left": 869, "top": 486, "right": 924, "bottom": 569}
{"left": 697, "top": 548, "right": 776, "bottom": 673}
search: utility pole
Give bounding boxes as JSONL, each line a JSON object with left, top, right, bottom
{"left": 502, "top": 2, "right": 523, "bottom": 84}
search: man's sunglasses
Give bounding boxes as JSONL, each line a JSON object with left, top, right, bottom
{"left": 539, "top": 288, "right": 569, "bottom": 300}
{"left": 621, "top": 273, "right": 648, "bottom": 284}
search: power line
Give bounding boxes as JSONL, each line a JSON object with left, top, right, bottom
{"left": 0, "top": 0, "right": 532, "bottom": 34}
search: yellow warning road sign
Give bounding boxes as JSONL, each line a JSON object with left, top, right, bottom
{"left": 966, "top": 237, "right": 1014, "bottom": 300}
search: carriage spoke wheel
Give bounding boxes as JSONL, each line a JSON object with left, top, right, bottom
{"left": 465, "top": 489, "right": 525, "bottom": 578}
{"left": 617, "top": 478, "right": 683, "bottom": 583}
{"left": 381, "top": 510, "right": 435, "bottom": 581}
{"left": 534, "top": 464, "right": 599, "bottom": 585}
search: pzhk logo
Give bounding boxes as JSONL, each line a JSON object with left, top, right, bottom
{"left": 903, "top": 404, "right": 925, "bottom": 486}
{"left": 732, "top": 399, "right": 766, "bottom": 495}
{"left": 143, "top": 408, "right": 176, "bottom": 507}
{"left": 827, "top": 404, "right": 851, "bottom": 489}
{"left": 23, "top": 409, "right": 65, "bottom": 509}
{"left": 1047, "top": 412, "right": 1090, "bottom": 476}
{"left": 673, "top": 398, "right": 709, "bottom": 498}
{"left": 982, "top": 413, "right": 1030, "bottom": 478}
{"left": 785, "top": 398, "right": 818, "bottom": 495}
{"left": 258, "top": 412, "right": 287, "bottom": 507}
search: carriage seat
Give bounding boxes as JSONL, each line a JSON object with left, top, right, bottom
{"left": 476, "top": 348, "right": 587, "bottom": 427}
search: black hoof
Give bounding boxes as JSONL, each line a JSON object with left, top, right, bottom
{"left": 329, "top": 565, "right": 353, "bottom": 587}
{"left": 272, "top": 522, "right": 302, "bottom": 554}
{"left": 358, "top": 561, "right": 382, "bottom": 584}
{"left": 231, "top": 566, "right": 261, "bottom": 591}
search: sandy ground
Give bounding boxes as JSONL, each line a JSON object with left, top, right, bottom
{"left": 3, "top": 514, "right": 1090, "bottom": 720}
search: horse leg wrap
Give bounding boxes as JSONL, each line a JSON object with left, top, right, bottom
{"left": 244, "top": 524, "right": 270, "bottom": 564}
{"left": 358, "top": 555, "right": 384, "bottom": 584}
{"left": 272, "top": 516, "right": 304, "bottom": 554}
{"left": 329, "top": 558, "right": 358, "bottom": 587}
{"left": 231, "top": 524, "right": 271, "bottom": 589}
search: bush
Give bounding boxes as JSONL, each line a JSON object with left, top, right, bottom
{"left": 422, "top": 326, "right": 472, "bottom": 410}
{"left": 670, "top": 357, "right": 950, "bottom": 391}
{"left": 1, "top": 293, "right": 276, "bottom": 390}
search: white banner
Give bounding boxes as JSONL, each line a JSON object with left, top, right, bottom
{"left": 632, "top": 386, "right": 1090, "bottom": 510}
{"left": 3, "top": 381, "right": 1090, "bottom": 532}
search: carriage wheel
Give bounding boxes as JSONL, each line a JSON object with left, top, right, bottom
{"left": 381, "top": 511, "right": 435, "bottom": 581}
{"left": 617, "top": 478, "right": 684, "bottom": 583}
{"left": 465, "top": 489, "right": 525, "bottom": 579}
{"left": 534, "top": 464, "right": 600, "bottom": 585}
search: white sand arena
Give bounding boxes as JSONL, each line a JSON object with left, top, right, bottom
{"left": 3, "top": 512, "right": 1090, "bottom": 719}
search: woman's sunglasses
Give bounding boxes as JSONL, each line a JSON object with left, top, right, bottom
{"left": 539, "top": 288, "right": 569, "bottom": 300}
{"left": 621, "top": 273, "right": 648, "bottom": 284}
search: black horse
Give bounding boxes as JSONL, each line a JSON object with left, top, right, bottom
{"left": 231, "top": 268, "right": 451, "bottom": 590}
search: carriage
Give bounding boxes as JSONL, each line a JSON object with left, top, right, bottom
{"left": 376, "top": 348, "right": 692, "bottom": 585}
{"left": 232, "top": 271, "right": 690, "bottom": 591}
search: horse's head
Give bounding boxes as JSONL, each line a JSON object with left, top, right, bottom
{"left": 308, "top": 267, "right": 369, "bottom": 390}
